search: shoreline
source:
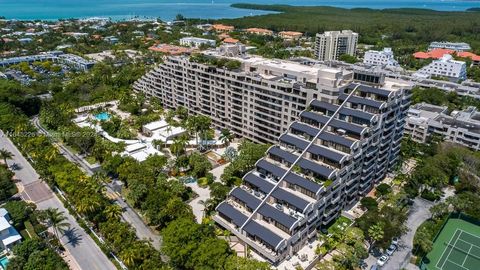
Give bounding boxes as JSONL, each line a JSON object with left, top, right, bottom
{"left": 0, "top": 2, "right": 479, "bottom": 22}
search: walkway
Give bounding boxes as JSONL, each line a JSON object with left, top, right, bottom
{"left": 186, "top": 182, "right": 211, "bottom": 223}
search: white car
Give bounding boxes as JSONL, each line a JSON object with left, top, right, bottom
{"left": 377, "top": 255, "right": 389, "bottom": 266}
{"left": 391, "top": 237, "right": 399, "bottom": 245}
{"left": 386, "top": 244, "right": 397, "bottom": 256}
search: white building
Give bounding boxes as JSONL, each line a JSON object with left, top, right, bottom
{"left": 428, "top": 42, "right": 471, "bottom": 52}
{"left": 179, "top": 37, "right": 216, "bottom": 48}
{"left": 414, "top": 54, "right": 467, "bottom": 81}
{"left": 405, "top": 103, "right": 480, "bottom": 151}
{"left": 314, "top": 30, "right": 358, "bottom": 61}
{"left": 363, "top": 48, "right": 398, "bottom": 67}
{"left": 0, "top": 208, "right": 22, "bottom": 252}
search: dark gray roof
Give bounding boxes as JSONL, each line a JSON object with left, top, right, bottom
{"left": 230, "top": 187, "right": 261, "bottom": 210}
{"left": 350, "top": 84, "right": 391, "bottom": 97}
{"left": 291, "top": 121, "right": 318, "bottom": 137}
{"left": 244, "top": 221, "right": 285, "bottom": 250}
{"left": 291, "top": 122, "right": 355, "bottom": 148}
{"left": 297, "top": 158, "right": 335, "bottom": 179}
{"left": 310, "top": 100, "right": 375, "bottom": 122}
{"left": 272, "top": 188, "right": 310, "bottom": 212}
{"left": 308, "top": 144, "right": 346, "bottom": 163}
{"left": 216, "top": 202, "right": 248, "bottom": 227}
{"left": 285, "top": 172, "right": 322, "bottom": 195}
{"left": 257, "top": 159, "right": 286, "bottom": 178}
{"left": 300, "top": 111, "right": 367, "bottom": 135}
{"left": 269, "top": 146, "right": 298, "bottom": 164}
{"left": 258, "top": 204, "right": 298, "bottom": 230}
{"left": 318, "top": 131, "right": 355, "bottom": 148}
{"left": 279, "top": 134, "right": 309, "bottom": 149}
{"left": 243, "top": 173, "right": 274, "bottom": 194}
{"left": 339, "top": 93, "right": 385, "bottom": 109}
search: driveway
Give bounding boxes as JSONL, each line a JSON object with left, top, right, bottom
{"left": 0, "top": 133, "right": 116, "bottom": 270}
{"left": 365, "top": 198, "right": 434, "bottom": 269}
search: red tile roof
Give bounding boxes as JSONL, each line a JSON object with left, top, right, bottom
{"left": 223, "top": 37, "right": 240, "bottom": 44}
{"left": 413, "top": 48, "right": 454, "bottom": 59}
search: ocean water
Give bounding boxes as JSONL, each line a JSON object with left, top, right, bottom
{"left": 0, "top": 0, "right": 479, "bottom": 21}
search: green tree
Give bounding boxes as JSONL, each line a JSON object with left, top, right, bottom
{"left": 41, "top": 208, "right": 70, "bottom": 239}
{"left": 219, "top": 128, "right": 234, "bottom": 146}
{"left": 0, "top": 148, "right": 13, "bottom": 165}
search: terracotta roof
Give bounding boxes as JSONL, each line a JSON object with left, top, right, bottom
{"left": 148, "top": 44, "right": 192, "bottom": 55}
{"left": 213, "top": 24, "right": 234, "bottom": 31}
{"left": 413, "top": 48, "right": 454, "bottom": 59}
{"left": 218, "top": 33, "right": 230, "bottom": 39}
{"left": 457, "top": 51, "right": 480, "bottom": 61}
{"left": 223, "top": 37, "right": 240, "bottom": 44}
{"left": 246, "top": 28, "right": 273, "bottom": 34}
{"left": 413, "top": 52, "right": 431, "bottom": 59}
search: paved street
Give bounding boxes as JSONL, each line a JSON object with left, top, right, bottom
{"left": 0, "top": 133, "right": 116, "bottom": 270}
{"left": 32, "top": 116, "right": 162, "bottom": 250}
{"left": 365, "top": 198, "right": 434, "bottom": 269}
{"left": 384, "top": 198, "right": 434, "bottom": 269}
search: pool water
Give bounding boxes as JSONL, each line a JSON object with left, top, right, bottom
{"left": 94, "top": 112, "right": 111, "bottom": 121}
{"left": 0, "top": 256, "right": 9, "bottom": 269}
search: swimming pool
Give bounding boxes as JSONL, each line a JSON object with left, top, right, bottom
{"left": 0, "top": 256, "right": 9, "bottom": 269}
{"left": 94, "top": 112, "right": 111, "bottom": 121}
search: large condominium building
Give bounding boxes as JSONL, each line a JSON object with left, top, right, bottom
{"left": 405, "top": 103, "right": 480, "bottom": 150}
{"left": 133, "top": 45, "right": 355, "bottom": 144}
{"left": 314, "top": 30, "right": 358, "bottom": 61}
{"left": 363, "top": 48, "right": 398, "bottom": 67}
{"left": 179, "top": 37, "right": 216, "bottom": 48}
{"left": 428, "top": 41, "right": 471, "bottom": 52}
{"left": 213, "top": 77, "right": 411, "bottom": 264}
{"left": 414, "top": 54, "right": 467, "bottom": 81}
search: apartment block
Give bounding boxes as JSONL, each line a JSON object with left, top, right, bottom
{"left": 314, "top": 30, "right": 358, "bottom": 61}
{"left": 133, "top": 46, "right": 354, "bottom": 144}
{"left": 405, "top": 103, "right": 480, "bottom": 150}
{"left": 179, "top": 37, "right": 216, "bottom": 48}
{"left": 413, "top": 54, "right": 467, "bottom": 81}
{"left": 213, "top": 79, "right": 411, "bottom": 264}
{"left": 363, "top": 48, "right": 398, "bottom": 67}
{"left": 428, "top": 41, "right": 471, "bottom": 52}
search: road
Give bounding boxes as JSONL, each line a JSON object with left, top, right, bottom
{"left": 384, "top": 198, "right": 434, "bottom": 269}
{"left": 364, "top": 197, "right": 434, "bottom": 269}
{"left": 0, "top": 132, "right": 116, "bottom": 270}
{"left": 32, "top": 117, "right": 162, "bottom": 250}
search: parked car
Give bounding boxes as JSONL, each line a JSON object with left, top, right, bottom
{"left": 392, "top": 237, "right": 399, "bottom": 245}
{"left": 370, "top": 265, "right": 378, "bottom": 270}
{"left": 377, "top": 255, "right": 389, "bottom": 266}
{"left": 386, "top": 244, "right": 397, "bottom": 256}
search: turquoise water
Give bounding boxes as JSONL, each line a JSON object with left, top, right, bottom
{"left": 0, "top": 0, "right": 479, "bottom": 21}
{"left": 95, "top": 112, "right": 111, "bottom": 121}
{"left": 0, "top": 256, "right": 9, "bottom": 269}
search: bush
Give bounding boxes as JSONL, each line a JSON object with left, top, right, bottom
{"left": 360, "top": 197, "right": 378, "bottom": 211}
{"left": 376, "top": 183, "right": 392, "bottom": 197}
{"left": 421, "top": 190, "right": 440, "bottom": 201}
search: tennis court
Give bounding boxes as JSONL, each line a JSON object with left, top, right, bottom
{"left": 423, "top": 217, "right": 480, "bottom": 270}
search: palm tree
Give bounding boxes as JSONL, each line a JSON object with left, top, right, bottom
{"left": 120, "top": 248, "right": 139, "bottom": 267}
{"left": 104, "top": 204, "right": 123, "bottom": 220}
{"left": 219, "top": 129, "right": 233, "bottom": 146}
{"left": 43, "top": 208, "right": 70, "bottom": 239}
{"left": 0, "top": 149, "right": 13, "bottom": 165}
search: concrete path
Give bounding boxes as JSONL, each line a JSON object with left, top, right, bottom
{"left": 186, "top": 182, "right": 211, "bottom": 223}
